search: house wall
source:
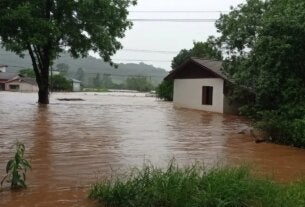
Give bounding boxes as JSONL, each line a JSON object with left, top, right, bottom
{"left": 73, "top": 82, "right": 81, "bottom": 92}
{"left": 5, "top": 81, "right": 39, "bottom": 92}
{"left": 173, "top": 78, "right": 224, "bottom": 113}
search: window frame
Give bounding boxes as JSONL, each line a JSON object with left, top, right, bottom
{"left": 202, "top": 86, "right": 213, "bottom": 105}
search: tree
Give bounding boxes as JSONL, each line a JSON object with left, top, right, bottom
{"left": 216, "top": 0, "right": 305, "bottom": 147}
{"left": 156, "top": 80, "right": 173, "bottom": 101}
{"left": 93, "top": 73, "right": 101, "bottom": 88}
{"left": 101, "top": 74, "right": 114, "bottom": 89}
{"left": 126, "top": 76, "right": 153, "bottom": 92}
{"left": 0, "top": 0, "right": 136, "bottom": 104}
{"left": 56, "top": 63, "right": 69, "bottom": 76}
{"left": 171, "top": 49, "right": 191, "bottom": 69}
{"left": 19, "top": 68, "right": 35, "bottom": 78}
{"left": 51, "top": 74, "right": 72, "bottom": 91}
{"left": 157, "top": 38, "right": 222, "bottom": 101}
{"left": 75, "top": 67, "right": 85, "bottom": 82}
{"left": 171, "top": 37, "right": 222, "bottom": 69}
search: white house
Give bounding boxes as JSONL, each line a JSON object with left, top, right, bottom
{"left": 5, "top": 77, "right": 39, "bottom": 92}
{"left": 164, "top": 58, "right": 239, "bottom": 114}
{"left": 71, "top": 79, "right": 81, "bottom": 92}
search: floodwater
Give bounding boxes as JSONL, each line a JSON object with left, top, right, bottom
{"left": 1, "top": 92, "right": 305, "bottom": 207}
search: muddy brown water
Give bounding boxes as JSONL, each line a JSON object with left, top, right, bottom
{"left": 1, "top": 92, "right": 305, "bottom": 207}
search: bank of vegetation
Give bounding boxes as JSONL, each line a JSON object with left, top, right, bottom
{"left": 89, "top": 163, "right": 305, "bottom": 207}
{"left": 157, "top": 0, "right": 305, "bottom": 148}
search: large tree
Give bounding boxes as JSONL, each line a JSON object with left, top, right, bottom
{"left": 0, "top": 0, "right": 136, "bottom": 104}
{"left": 171, "top": 37, "right": 222, "bottom": 69}
{"left": 217, "top": 0, "right": 305, "bottom": 147}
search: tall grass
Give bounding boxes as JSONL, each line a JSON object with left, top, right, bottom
{"left": 89, "top": 162, "right": 305, "bottom": 207}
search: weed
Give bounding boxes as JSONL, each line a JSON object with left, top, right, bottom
{"left": 1, "top": 142, "right": 31, "bottom": 189}
{"left": 89, "top": 161, "right": 305, "bottom": 207}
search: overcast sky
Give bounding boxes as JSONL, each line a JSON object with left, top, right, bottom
{"left": 110, "top": 0, "right": 246, "bottom": 71}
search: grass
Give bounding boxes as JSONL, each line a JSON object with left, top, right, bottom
{"left": 89, "top": 161, "right": 305, "bottom": 207}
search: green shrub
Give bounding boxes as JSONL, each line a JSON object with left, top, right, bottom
{"left": 156, "top": 80, "right": 173, "bottom": 101}
{"left": 1, "top": 142, "right": 31, "bottom": 189}
{"left": 89, "top": 162, "right": 305, "bottom": 207}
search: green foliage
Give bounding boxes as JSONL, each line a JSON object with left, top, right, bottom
{"left": 156, "top": 80, "right": 173, "bottom": 101}
{"left": 171, "top": 37, "right": 222, "bottom": 69}
{"left": 19, "top": 68, "right": 35, "bottom": 78}
{"left": 56, "top": 63, "right": 69, "bottom": 76}
{"left": 126, "top": 76, "right": 154, "bottom": 92}
{"left": 217, "top": 0, "right": 305, "bottom": 147}
{"left": 51, "top": 74, "right": 72, "bottom": 91}
{"left": 89, "top": 162, "right": 305, "bottom": 207}
{"left": 1, "top": 142, "right": 31, "bottom": 189}
{"left": 0, "top": 0, "right": 137, "bottom": 103}
{"left": 171, "top": 49, "right": 191, "bottom": 70}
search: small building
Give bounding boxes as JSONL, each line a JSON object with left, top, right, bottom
{"left": 5, "top": 77, "right": 39, "bottom": 92}
{"left": 0, "top": 72, "right": 18, "bottom": 91}
{"left": 164, "top": 57, "right": 239, "bottom": 114}
{"left": 0, "top": 65, "right": 8, "bottom": 73}
{"left": 71, "top": 79, "right": 81, "bottom": 92}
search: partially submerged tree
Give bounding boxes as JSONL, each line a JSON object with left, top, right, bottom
{"left": 0, "top": 0, "right": 136, "bottom": 104}
{"left": 217, "top": 0, "right": 305, "bottom": 147}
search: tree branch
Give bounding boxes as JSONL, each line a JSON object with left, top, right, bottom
{"left": 27, "top": 43, "right": 41, "bottom": 83}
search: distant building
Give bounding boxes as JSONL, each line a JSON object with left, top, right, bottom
{"left": 0, "top": 72, "right": 18, "bottom": 91}
{"left": 164, "top": 57, "right": 240, "bottom": 114}
{"left": 5, "top": 77, "right": 39, "bottom": 92}
{"left": 71, "top": 79, "right": 82, "bottom": 92}
{"left": 0, "top": 65, "right": 8, "bottom": 73}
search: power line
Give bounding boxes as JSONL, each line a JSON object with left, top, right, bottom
{"left": 129, "top": 18, "right": 217, "bottom": 22}
{"left": 112, "top": 58, "right": 171, "bottom": 62}
{"left": 129, "top": 10, "right": 229, "bottom": 13}
{"left": 122, "top": 49, "right": 178, "bottom": 54}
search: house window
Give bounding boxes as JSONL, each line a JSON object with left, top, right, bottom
{"left": 9, "top": 84, "right": 19, "bottom": 90}
{"left": 202, "top": 86, "right": 213, "bottom": 105}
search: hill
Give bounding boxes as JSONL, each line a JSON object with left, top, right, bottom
{"left": 0, "top": 48, "right": 168, "bottom": 86}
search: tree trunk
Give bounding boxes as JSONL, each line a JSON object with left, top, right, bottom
{"left": 37, "top": 70, "right": 49, "bottom": 104}
{"left": 38, "top": 86, "right": 49, "bottom": 104}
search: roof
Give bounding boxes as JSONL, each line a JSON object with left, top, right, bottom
{"left": 6, "top": 77, "right": 37, "bottom": 85}
{"left": 70, "top": 79, "right": 82, "bottom": 83}
{"left": 0, "top": 72, "right": 18, "bottom": 80}
{"left": 21, "top": 77, "right": 37, "bottom": 85}
{"left": 164, "top": 57, "right": 227, "bottom": 81}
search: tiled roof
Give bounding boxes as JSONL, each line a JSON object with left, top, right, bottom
{"left": 6, "top": 77, "right": 37, "bottom": 85}
{"left": 0, "top": 72, "right": 18, "bottom": 80}
{"left": 164, "top": 57, "right": 228, "bottom": 81}
{"left": 191, "top": 58, "right": 226, "bottom": 80}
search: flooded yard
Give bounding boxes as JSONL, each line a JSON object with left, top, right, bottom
{"left": 1, "top": 92, "right": 305, "bottom": 207}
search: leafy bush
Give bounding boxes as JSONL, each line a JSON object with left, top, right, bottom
{"left": 1, "top": 142, "right": 31, "bottom": 189}
{"left": 51, "top": 74, "right": 72, "bottom": 91}
{"left": 156, "top": 80, "right": 173, "bottom": 101}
